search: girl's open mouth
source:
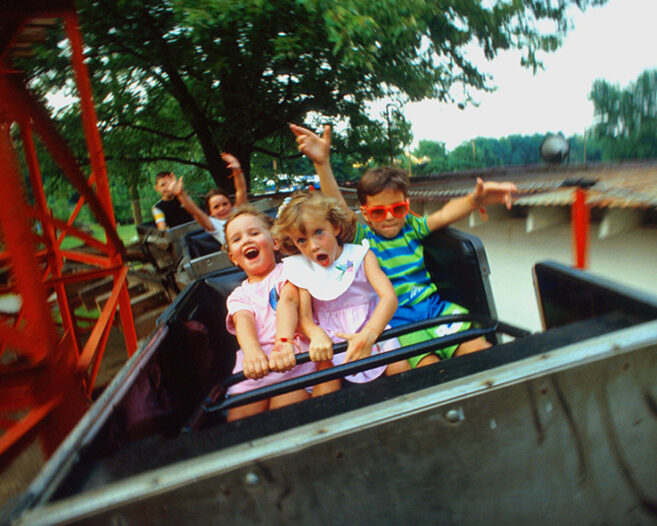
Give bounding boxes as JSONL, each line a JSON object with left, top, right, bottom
{"left": 244, "top": 248, "right": 259, "bottom": 260}
{"left": 316, "top": 253, "right": 329, "bottom": 265}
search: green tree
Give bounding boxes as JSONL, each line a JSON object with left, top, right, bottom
{"left": 410, "top": 140, "right": 448, "bottom": 176}
{"left": 568, "top": 133, "right": 602, "bottom": 164}
{"left": 590, "top": 69, "right": 657, "bottom": 160}
{"left": 19, "top": 0, "right": 607, "bottom": 194}
{"left": 447, "top": 138, "right": 509, "bottom": 170}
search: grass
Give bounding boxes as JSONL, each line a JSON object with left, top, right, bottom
{"left": 56, "top": 223, "right": 139, "bottom": 322}
{"left": 52, "top": 304, "right": 102, "bottom": 327}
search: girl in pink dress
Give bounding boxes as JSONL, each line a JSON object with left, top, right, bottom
{"left": 274, "top": 192, "right": 409, "bottom": 392}
{"left": 223, "top": 205, "right": 317, "bottom": 421}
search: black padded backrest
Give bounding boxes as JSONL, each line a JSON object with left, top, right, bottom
{"left": 422, "top": 227, "right": 497, "bottom": 323}
{"left": 183, "top": 229, "right": 223, "bottom": 259}
{"left": 203, "top": 267, "right": 247, "bottom": 304}
{"left": 534, "top": 260, "right": 657, "bottom": 329}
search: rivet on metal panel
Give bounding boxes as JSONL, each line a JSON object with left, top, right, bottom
{"left": 446, "top": 407, "right": 464, "bottom": 424}
{"left": 245, "top": 472, "right": 260, "bottom": 486}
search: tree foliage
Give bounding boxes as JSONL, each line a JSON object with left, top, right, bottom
{"left": 590, "top": 69, "right": 657, "bottom": 160}
{"left": 405, "top": 132, "right": 601, "bottom": 175}
{"left": 18, "top": 0, "right": 606, "bottom": 198}
{"left": 408, "top": 140, "right": 449, "bottom": 176}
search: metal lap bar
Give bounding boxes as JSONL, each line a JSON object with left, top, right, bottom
{"left": 497, "top": 321, "right": 532, "bottom": 338}
{"left": 206, "top": 314, "right": 499, "bottom": 413}
{"left": 221, "top": 313, "right": 494, "bottom": 390}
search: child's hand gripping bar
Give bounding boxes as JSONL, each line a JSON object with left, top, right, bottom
{"left": 206, "top": 313, "right": 502, "bottom": 413}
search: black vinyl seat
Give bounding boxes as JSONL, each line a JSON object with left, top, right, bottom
{"left": 182, "top": 229, "right": 223, "bottom": 260}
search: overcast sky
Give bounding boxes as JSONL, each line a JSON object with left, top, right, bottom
{"left": 404, "top": 0, "right": 657, "bottom": 150}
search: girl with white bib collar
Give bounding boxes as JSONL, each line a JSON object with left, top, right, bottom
{"left": 274, "top": 191, "right": 409, "bottom": 393}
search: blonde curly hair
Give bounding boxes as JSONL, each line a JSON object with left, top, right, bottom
{"left": 273, "top": 191, "right": 357, "bottom": 255}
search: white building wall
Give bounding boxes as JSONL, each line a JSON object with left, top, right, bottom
{"left": 450, "top": 211, "right": 657, "bottom": 333}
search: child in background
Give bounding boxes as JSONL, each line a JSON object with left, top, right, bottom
{"left": 274, "top": 192, "right": 409, "bottom": 392}
{"left": 165, "top": 153, "right": 248, "bottom": 245}
{"left": 290, "top": 123, "right": 517, "bottom": 368}
{"left": 152, "top": 171, "right": 193, "bottom": 230}
{"left": 223, "top": 205, "right": 317, "bottom": 421}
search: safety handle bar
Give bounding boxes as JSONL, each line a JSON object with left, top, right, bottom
{"left": 207, "top": 313, "right": 498, "bottom": 413}
{"left": 222, "top": 313, "right": 492, "bottom": 389}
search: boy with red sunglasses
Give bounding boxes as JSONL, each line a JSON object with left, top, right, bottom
{"left": 290, "top": 123, "right": 517, "bottom": 367}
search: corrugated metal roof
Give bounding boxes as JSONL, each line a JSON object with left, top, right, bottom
{"left": 408, "top": 161, "right": 657, "bottom": 209}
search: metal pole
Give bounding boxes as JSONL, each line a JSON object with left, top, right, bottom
{"left": 572, "top": 187, "right": 590, "bottom": 269}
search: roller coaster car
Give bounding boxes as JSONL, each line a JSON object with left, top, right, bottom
{"left": 136, "top": 220, "right": 230, "bottom": 291}
{"left": 5, "top": 228, "right": 657, "bottom": 526}
{"left": 137, "top": 220, "right": 202, "bottom": 267}
{"left": 134, "top": 220, "right": 205, "bottom": 294}
{"left": 176, "top": 228, "right": 229, "bottom": 286}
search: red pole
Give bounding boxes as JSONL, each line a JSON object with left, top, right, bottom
{"left": 21, "top": 122, "right": 80, "bottom": 355}
{"left": 572, "top": 187, "right": 590, "bottom": 269}
{"left": 64, "top": 13, "right": 115, "bottom": 227}
{"left": 0, "top": 125, "right": 59, "bottom": 360}
{"left": 64, "top": 14, "right": 137, "bottom": 355}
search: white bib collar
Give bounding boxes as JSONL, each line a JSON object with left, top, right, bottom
{"left": 283, "top": 241, "right": 369, "bottom": 301}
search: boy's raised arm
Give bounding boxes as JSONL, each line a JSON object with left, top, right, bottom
{"left": 167, "top": 176, "right": 215, "bottom": 232}
{"left": 289, "top": 124, "right": 352, "bottom": 215}
{"left": 221, "top": 152, "right": 248, "bottom": 207}
{"left": 426, "top": 177, "right": 518, "bottom": 232}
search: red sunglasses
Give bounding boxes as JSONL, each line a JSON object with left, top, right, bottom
{"left": 361, "top": 200, "right": 409, "bottom": 221}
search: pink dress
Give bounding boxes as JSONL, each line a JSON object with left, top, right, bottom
{"left": 283, "top": 242, "right": 398, "bottom": 383}
{"left": 226, "top": 263, "right": 316, "bottom": 395}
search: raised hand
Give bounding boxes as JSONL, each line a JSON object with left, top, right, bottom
{"left": 289, "top": 123, "right": 331, "bottom": 165}
{"left": 164, "top": 175, "right": 184, "bottom": 198}
{"left": 221, "top": 152, "right": 242, "bottom": 173}
{"left": 472, "top": 177, "right": 518, "bottom": 209}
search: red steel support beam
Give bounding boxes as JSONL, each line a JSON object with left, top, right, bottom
{"left": 64, "top": 13, "right": 116, "bottom": 227}
{"left": 0, "top": 125, "right": 59, "bottom": 362}
{"left": 20, "top": 122, "right": 80, "bottom": 356}
{"left": 0, "top": 72, "right": 124, "bottom": 254}
{"left": 0, "top": 6, "right": 138, "bottom": 465}
{"left": 572, "top": 187, "right": 590, "bottom": 269}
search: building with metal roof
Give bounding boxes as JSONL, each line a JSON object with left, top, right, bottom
{"left": 406, "top": 160, "right": 657, "bottom": 239}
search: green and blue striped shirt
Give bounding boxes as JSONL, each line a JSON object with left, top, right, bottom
{"left": 354, "top": 215, "right": 438, "bottom": 308}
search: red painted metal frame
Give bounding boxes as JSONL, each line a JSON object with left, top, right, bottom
{"left": 0, "top": 8, "right": 138, "bottom": 464}
{"left": 572, "top": 187, "right": 590, "bottom": 269}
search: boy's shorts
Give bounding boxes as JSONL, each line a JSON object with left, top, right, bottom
{"left": 397, "top": 302, "right": 471, "bottom": 368}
